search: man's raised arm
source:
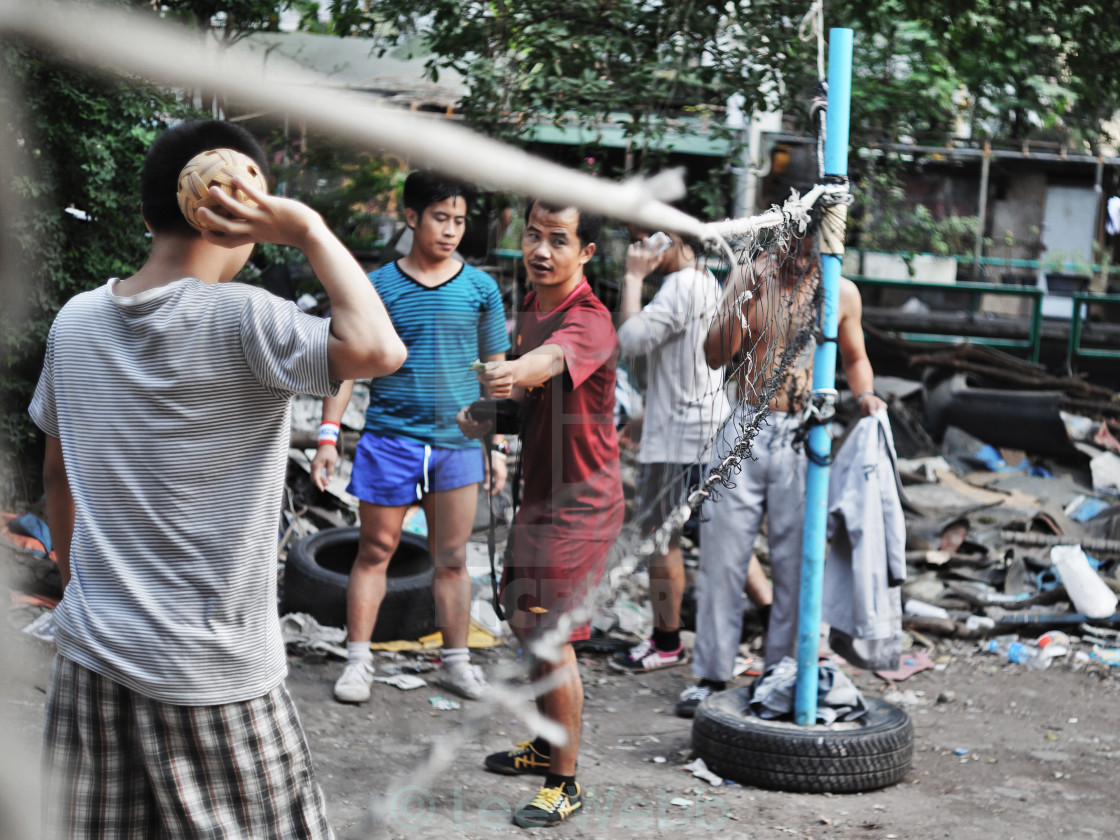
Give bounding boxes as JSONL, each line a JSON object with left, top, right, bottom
{"left": 704, "top": 261, "right": 756, "bottom": 370}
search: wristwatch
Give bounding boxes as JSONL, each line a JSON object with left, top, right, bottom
{"left": 490, "top": 439, "right": 511, "bottom": 456}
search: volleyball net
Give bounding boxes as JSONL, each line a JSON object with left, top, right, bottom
{"left": 0, "top": 0, "right": 843, "bottom": 834}
{"left": 537, "top": 191, "right": 829, "bottom": 660}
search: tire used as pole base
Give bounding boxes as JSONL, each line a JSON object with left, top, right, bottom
{"left": 692, "top": 687, "right": 913, "bottom": 793}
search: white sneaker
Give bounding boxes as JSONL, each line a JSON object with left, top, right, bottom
{"left": 333, "top": 660, "right": 375, "bottom": 704}
{"left": 675, "top": 683, "right": 716, "bottom": 718}
{"left": 608, "top": 638, "right": 687, "bottom": 673}
{"left": 437, "top": 662, "right": 491, "bottom": 700}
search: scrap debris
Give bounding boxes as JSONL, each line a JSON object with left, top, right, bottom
{"left": 7, "top": 350, "right": 1120, "bottom": 682}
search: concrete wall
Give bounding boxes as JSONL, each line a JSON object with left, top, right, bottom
{"left": 988, "top": 171, "right": 1047, "bottom": 280}
{"left": 981, "top": 171, "right": 1048, "bottom": 316}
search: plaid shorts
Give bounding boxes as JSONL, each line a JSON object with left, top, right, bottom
{"left": 41, "top": 655, "right": 334, "bottom": 840}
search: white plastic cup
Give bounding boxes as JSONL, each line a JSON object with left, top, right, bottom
{"left": 1050, "top": 545, "right": 1119, "bottom": 619}
{"left": 966, "top": 615, "right": 996, "bottom": 631}
{"left": 1036, "top": 630, "right": 1071, "bottom": 658}
{"left": 904, "top": 599, "right": 951, "bottom": 619}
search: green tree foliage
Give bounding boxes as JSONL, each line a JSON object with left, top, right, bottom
{"left": 0, "top": 44, "right": 199, "bottom": 501}
{"left": 271, "top": 129, "right": 403, "bottom": 251}
{"left": 835, "top": 0, "right": 1120, "bottom": 147}
{"left": 324, "top": 0, "right": 1120, "bottom": 160}
{"left": 328, "top": 0, "right": 811, "bottom": 180}
{"left": 137, "top": 1, "right": 286, "bottom": 43}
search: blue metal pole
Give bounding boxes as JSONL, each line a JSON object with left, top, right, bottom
{"left": 794, "top": 27, "right": 853, "bottom": 726}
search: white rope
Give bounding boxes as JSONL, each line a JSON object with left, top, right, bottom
{"left": 799, "top": 0, "right": 826, "bottom": 84}
{"left": 799, "top": 1, "right": 828, "bottom": 179}
{"left": 0, "top": 0, "right": 706, "bottom": 239}
{"left": 734, "top": 289, "right": 754, "bottom": 329}
{"left": 820, "top": 200, "right": 849, "bottom": 256}
{"left": 703, "top": 183, "right": 848, "bottom": 240}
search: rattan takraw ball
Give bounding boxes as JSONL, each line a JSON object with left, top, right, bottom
{"left": 176, "top": 148, "right": 267, "bottom": 231}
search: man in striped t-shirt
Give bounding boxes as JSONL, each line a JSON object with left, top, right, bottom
{"left": 311, "top": 172, "right": 510, "bottom": 703}
{"left": 29, "top": 120, "right": 406, "bottom": 839}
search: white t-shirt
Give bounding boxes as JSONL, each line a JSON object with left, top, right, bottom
{"left": 617, "top": 266, "right": 730, "bottom": 464}
{"left": 30, "top": 277, "right": 336, "bottom": 704}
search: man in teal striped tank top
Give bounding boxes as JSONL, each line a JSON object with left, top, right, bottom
{"left": 312, "top": 172, "right": 510, "bottom": 703}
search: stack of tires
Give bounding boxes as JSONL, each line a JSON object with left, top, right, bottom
{"left": 282, "top": 526, "right": 437, "bottom": 642}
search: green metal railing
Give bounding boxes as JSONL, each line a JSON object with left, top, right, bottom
{"left": 493, "top": 251, "right": 1120, "bottom": 369}
{"left": 1067, "top": 293, "right": 1120, "bottom": 372}
{"left": 851, "top": 276, "right": 1046, "bottom": 363}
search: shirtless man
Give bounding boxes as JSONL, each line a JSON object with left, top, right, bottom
{"left": 675, "top": 230, "right": 886, "bottom": 718}
{"left": 610, "top": 227, "right": 772, "bottom": 676}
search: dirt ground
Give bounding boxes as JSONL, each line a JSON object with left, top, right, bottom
{"left": 3, "top": 612, "right": 1119, "bottom": 840}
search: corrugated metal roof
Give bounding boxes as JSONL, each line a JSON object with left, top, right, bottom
{"left": 233, "top": 32, "right": 466, "bottom": 110}
{"left": 526, "top": 117, "right": 730, "bottom": 157}
{"left": 232, "top": 33, "right": 727, "bottom": 153}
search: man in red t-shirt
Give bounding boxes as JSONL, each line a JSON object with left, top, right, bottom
{"left": 457, "top": 200, "right": 623, "bottom": 828}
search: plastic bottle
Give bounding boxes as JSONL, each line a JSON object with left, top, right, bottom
{"left": 965, "top": 615, "right": 996, "bottom": 632}
{"left": 1050, "top": 544, "right": 1119, "bottom": 619}
{"left": 985, "top": 638, "right": 1051, "bottom": 669}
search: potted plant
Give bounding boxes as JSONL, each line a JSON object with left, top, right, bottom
{"left": 849, "top": 206, "right": 982, "bottom": 283}
{"left": 846, "top": 171, "right": 984, "bottom": 284}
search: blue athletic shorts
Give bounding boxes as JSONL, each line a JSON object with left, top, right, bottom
{"left": 347, "top": 433, "right": 485, "bottom": 506}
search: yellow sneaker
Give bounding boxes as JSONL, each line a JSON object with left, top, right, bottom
{"left": 513, "top": 782, "right": 582, "bottom": 828}
{"left": 484, "top": 740, "right": 550, "bottom": 776}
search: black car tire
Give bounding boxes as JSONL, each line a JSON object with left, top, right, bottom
{"left": 692, "top": 687, "right": 913, "bottom": 793}
{"left": 282, "top": 526, "right": 436, "bottom": 643}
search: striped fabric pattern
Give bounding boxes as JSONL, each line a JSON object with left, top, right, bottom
{"left": 363, "top": 261, "right": 510, "bottom": 448}
{"left": 42, "top": 655, "right": 334, "bottom": 839}
{"left": 29, "top": 278, "right": 335, "bottom": 705}
{"left": 616, "top": 266, "right": 730, "bottom": 464}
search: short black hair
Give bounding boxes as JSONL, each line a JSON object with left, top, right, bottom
{"left": 402, "top": 171, "right": 477, "bottom": 219}
{"left": 525, "top": 199, "right": 602, "bottom": 250}
{"left": 680, "top": 232, "right": 704, "bottom": 255}
{"left": 141, "top": 120, "right": 268, "bottom": 236}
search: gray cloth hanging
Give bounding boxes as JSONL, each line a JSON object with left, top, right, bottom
{"left": 747, "top": 656, "right": 867, "bottom": 725}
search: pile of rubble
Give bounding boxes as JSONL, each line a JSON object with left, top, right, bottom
{"left": 865, "top": 346, "right": 1120, "bottom": 677}
{"left": 8, "top": 344, "right": 1120, "bottom": 681}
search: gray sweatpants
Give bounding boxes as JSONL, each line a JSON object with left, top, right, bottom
{"left": 693, "top": 408, "right": 807, "bottom": 680}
